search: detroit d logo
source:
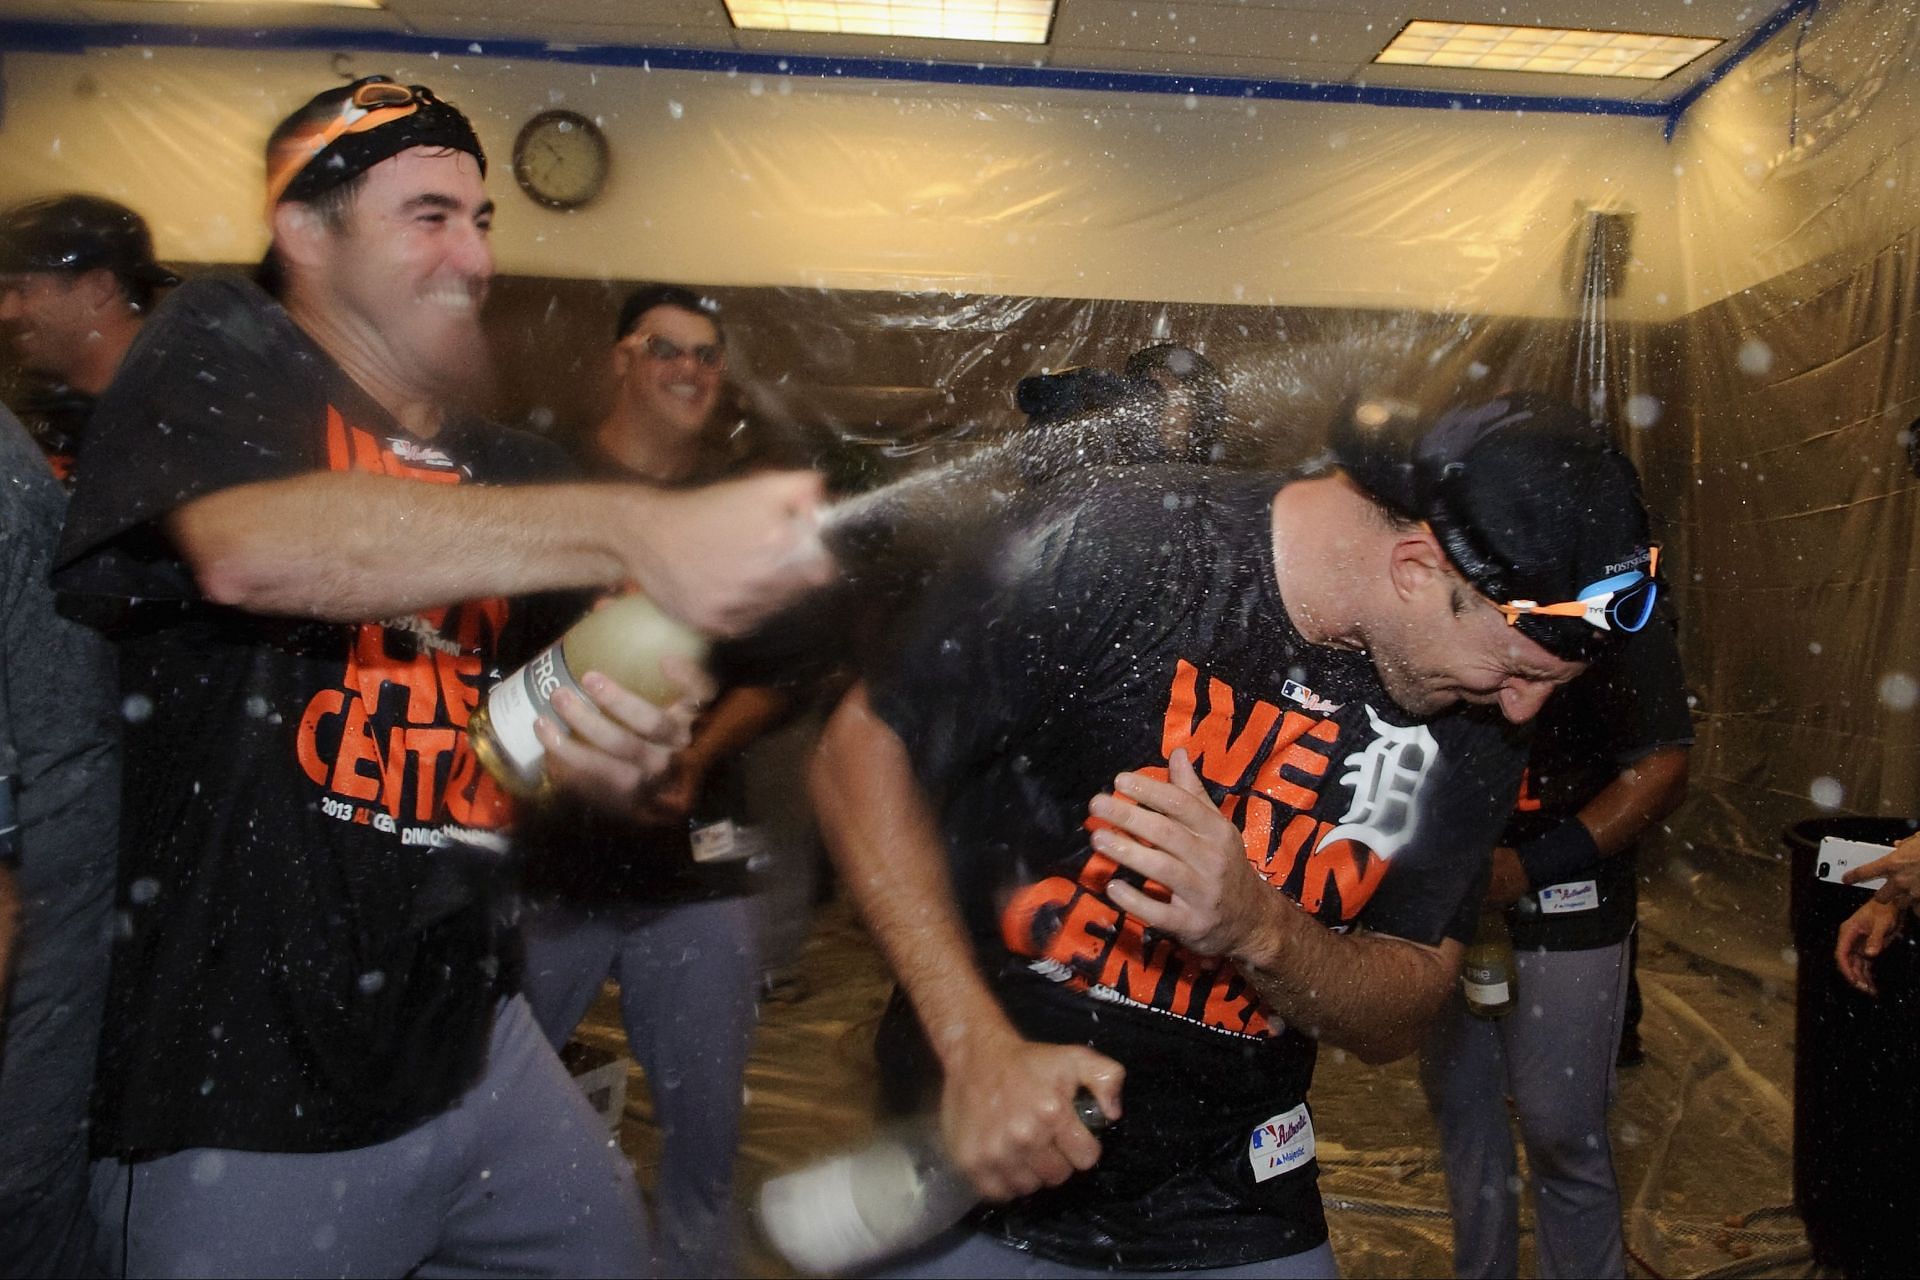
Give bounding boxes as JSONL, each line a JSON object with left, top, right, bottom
{"left": 1315, "top": 707, "right": 1439, "bottom": 862}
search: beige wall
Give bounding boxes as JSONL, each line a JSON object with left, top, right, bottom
{"left": 0, "top": 42, "right": 1684, "bottom": 319}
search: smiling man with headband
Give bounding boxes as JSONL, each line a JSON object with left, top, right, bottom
{"left": 55, "top": 75, "right": 831, "bottom": 1276}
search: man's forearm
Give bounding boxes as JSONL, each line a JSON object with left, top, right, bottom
{"left": 0, "top": 864, "right": 18, "bottom": 998}
{"left": 1516, "top": 745, "right": 1690, "bottom": 889}
{"left": 169, "top": 472, "right": 635, "bottom": 621}
{"left": 679, "top": 686, "right": 791, "bottom": 780}
{"left": 1234, "top": 905, "right": 1458, "bottom": 1065}
{"left": 810, "top": 685, "right": 1016, "bottom": 1066}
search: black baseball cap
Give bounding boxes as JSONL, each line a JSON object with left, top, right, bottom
{"left": 1016, "top": 366, "right": 1131, "bottom": 426}
{"left": 614, "top": 283, "right": 720, "bottom": 343}
{"left": 1333, "top": 392, "right": 1654, "bottom": 663}
{"left": 0, "top": 195, "right": 180, "bottom": 303}
{"left": 266, "top": 76, "right": 485, "bottom": 208}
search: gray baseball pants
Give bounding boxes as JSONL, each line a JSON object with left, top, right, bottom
{"left": 520, "top": 891, "right": 760, "bottom": 1279}
{"left": 86, "top": 995, "right": 650, "bottom": 1278}
{"left": 879, "top": 1231, "right": 1339, "bottom": 1278}
{"left": 1417, "top": 937, "right": 1634, "bottom": 1279}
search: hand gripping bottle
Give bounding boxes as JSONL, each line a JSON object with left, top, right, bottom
{"left": 757, "top": 1092, "right": 1109, "bottom": 1275}
{"left": 468, "top": 593, "right": 708, "bottom": 797}
{"left": 1463, "top": 907, "right": 1518, "bottom": 1019}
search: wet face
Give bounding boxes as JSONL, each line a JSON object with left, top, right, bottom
{"left": 305, "top": 147, "right": 495, "bottom": 401}
{"left": 0, "top": 270, "right": 102, "bottom": 380}
{"left": 612, "top": 304, "right": 725, "bottom": 441}
{"left": 1369, "top": 581, "right": 1587, "bottom": 724}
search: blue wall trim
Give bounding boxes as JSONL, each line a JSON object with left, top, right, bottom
{"left": 1663, "top": 0, "right": 1820, "bottom": 139}
{"left": 0, "top": 18, "right": 1678, "bottom": 119}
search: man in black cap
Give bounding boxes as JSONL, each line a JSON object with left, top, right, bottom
{"left": 811, "top": 393, "right": 1655, "bottom": 1277}
{"left": 0, "top": 194, "right": 179, "bottom": 479}
{"left": 53, "top": 76, "right": 831, "bottom": 1276}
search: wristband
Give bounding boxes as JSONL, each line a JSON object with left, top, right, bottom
{"left": 1515, "top": 819, "right": 1601, "bottom": 889}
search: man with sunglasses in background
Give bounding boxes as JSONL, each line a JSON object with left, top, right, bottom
{"left": 811, "top": 393, "right": 1655, "bottom": 1278}
{"left": 1418, "top": 538, "right": 1690, "bottom": 1279}
{"left": 51, "top": 78, "right": 831, "bottom": 1277}
{"left": 517, "top": 285, "right": 793, "bottom": 1276}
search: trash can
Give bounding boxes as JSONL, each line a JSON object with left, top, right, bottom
{"left": 1785, "top": 816, "right": 1920, "bottom": 1278}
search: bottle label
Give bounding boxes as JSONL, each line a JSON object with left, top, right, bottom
{"left": 482, "top": 641, "right": 587, "bottom": 776}
{"left": 757, "top": 1153, "right": 888, "bottom": 1273}
{"left": 690, "top": 818, "right": 741, "bottom": 863}
{"left": 1464, "top": 978, "right": 1510, "bottom": 1003}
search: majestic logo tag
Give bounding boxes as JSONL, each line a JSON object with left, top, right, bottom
{"left": 1281, "top": 679, "right": 1342, "bottom": 715}
{"left": 1249, "top": 1104, "right": 1317, "bottom": 1183}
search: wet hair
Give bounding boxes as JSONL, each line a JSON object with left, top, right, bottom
{"left": 0, "top": 193, "right": 179, "bottom": 312}
{"left": 1124, "top": 343, "right": 1227, "bottom": 463}
{"left": 614, "top": 284, "right": 721, "bottom": 344}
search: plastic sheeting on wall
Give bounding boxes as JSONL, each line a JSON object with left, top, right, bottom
{"left": 0, "top": 43, "right": 1680, "bottom": 318}
{"left": 3, "top": 0, "right": 1918, "bottom": 858}
{"left": 1652, "top": 0, "right": 1920, "bottom": 866}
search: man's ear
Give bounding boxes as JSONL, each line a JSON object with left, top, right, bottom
{"left": 610, "top": 340, "right": 633, "bottom": 385}
{"left": 268, "top": 201, "right": 330, "bottom": 275}
{"left": 1386, "top": 528, "right": 1449, "bottom": 604}
{"left": 75, "top": 267, "right": 124, "bottom": 314}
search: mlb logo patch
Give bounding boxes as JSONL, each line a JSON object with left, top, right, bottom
{"left": 1248, "top": 1104, "right": 1316, "bottom": 1183}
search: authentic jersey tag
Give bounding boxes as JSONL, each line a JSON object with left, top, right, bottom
{"left": 1280, "top": 679, "right": 1342, "bottom": 715}
{"left": 1248, "top": 1104, "right": 1316, "bottom": 1183}
{"left": 1537, "top": 880, "right": 1601, "bottom": 914}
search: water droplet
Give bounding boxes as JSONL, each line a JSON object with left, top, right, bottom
{"left": 1810, "top": 777, "right": 1845, "bottom": 810}
{"left": 129, "top": 877, "right": 160, "bottom": 905}
{"left": 122, "top": 693, "right": 154, "bottom": 723}
{"left": 1737, "top": 338, "right": 1774, "bottom": 376}
{"left": 1626, "top": 394, "right": 1662, "bottom": 429}
{"left": 1877, "top": 672, "right": 1917, "bottom": 712}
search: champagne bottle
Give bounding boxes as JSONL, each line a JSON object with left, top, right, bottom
{"left": 1463, "top": 907, "right": 1517, "bottom": 1019}
{"left": 758, "top": 1092, "right": 1109, "bottom": 1276}
{"left": 469, "top": 593, "right": 708, "bottom": 797}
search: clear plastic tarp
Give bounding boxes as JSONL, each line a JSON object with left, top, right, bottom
{"left": 4, "top": 0, "right": 1920, "bottom": 1273}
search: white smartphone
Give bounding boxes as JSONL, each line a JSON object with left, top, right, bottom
{"left": 1815, "top": 836, "right": 1889, "bottom": 890}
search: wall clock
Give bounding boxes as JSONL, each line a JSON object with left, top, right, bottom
{"left": 512, "top": 110, "right": 610, "bottom": 211}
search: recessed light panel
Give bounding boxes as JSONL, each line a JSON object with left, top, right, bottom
{"left": 1376, "top": 20, "right": 1721, "bottom": 80}
{"left": 131, "top": 0, "right": 384, "bottom": 7}
{"left": 724, "top": 0, "right": 1055, "bottom": 45}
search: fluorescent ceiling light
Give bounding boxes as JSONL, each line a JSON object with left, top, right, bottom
{"left": 1376, "top": 20, "right": 1720, "bottom": 80}
{"left": 129, "top": 0, "right": 385, "bottom": 6}
{"left": 724, "top": 0, "right": 1055, "bottom": 45}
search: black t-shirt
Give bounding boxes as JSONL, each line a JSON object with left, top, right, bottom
{"left": 53, "top": 277, "right": 573, "bottom": 1156}
{"left": 515, "top": 443, "right": 755, "bottom": 905}
{"left": 1505, "top": 614, "right": 1692, "bottom": 952}
{"left": 866, "top": 467, "right": 1527, "bottom": 1269}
